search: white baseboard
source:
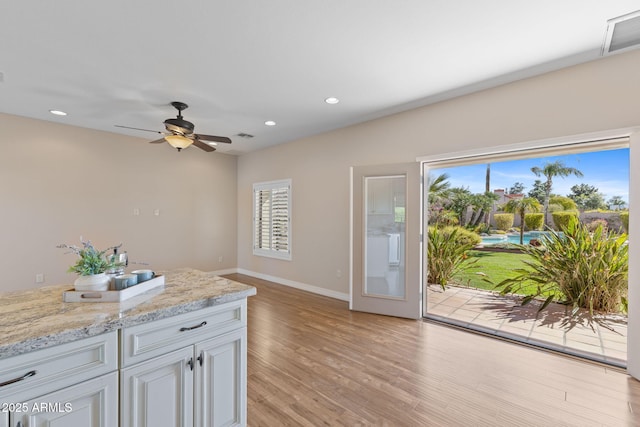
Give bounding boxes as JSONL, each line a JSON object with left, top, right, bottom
{"left": 209, "top": 267, "right": 240, "bottom": 276}
{"left": 234, "top": 268, "right": 349, "bottom": 302}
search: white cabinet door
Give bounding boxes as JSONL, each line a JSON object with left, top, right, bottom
{"left": 14, "top": 372, "right": 118, "bottom": 427}
{"left": 195, "top": 328, "right": 247, "bottom": 427}
{"left": 367, "top": 178, "right": 393, "bottom": 214}
{"left": 121, "top": 346, "right": 194, "bottom": 427}
{"left": 0, "top": 412, "right": 7, "bottom": 427}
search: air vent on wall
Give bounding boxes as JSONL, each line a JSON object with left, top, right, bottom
{"left": 602, "top": 10, "right": 640, "bottom": 55}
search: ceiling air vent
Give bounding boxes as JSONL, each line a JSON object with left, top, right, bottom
{"left": 602, "top": 10, "right": 640, "bottom": 55}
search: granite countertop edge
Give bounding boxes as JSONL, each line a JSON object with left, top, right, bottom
{"left": 0, "top": 270, "right": 256, "bottom": 360}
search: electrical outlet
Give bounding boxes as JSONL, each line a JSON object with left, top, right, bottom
{"left": 36, "top": 273, "right": 44, "bottom": 283}
{"left": 336, "top": 269, "right": 342, "bottom": 278}
{"left": 218, "top": 256, "right": 223, "bottom": 263}
{"left": 133, "top": 208, "right": 140, "bottom": 216}
{"left": 154, "top": 209, "right": 160, "bottom": 216}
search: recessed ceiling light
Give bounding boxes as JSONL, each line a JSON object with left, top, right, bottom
{"left": 324, "top": 97, "right": 340, "bottom": 104}
{"left": 265, "top": 120, "right": 276, "bottom": 126}
{"left": 49, "top": 110, "right": 67, "bottom": 116}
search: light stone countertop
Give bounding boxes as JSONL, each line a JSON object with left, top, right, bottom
{"left": 0, "top": 268, "right": 256, "bottom": 360}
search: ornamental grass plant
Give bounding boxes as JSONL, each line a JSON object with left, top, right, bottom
{"left": 427, "top": 226, "right": 480, "bottom": 290}
{"left": 495, "top": 217, "right": 628, "bottom": 315}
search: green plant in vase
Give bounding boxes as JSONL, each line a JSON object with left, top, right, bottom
{"left": 58, "top": 238, "right": 123, "bottom": 291}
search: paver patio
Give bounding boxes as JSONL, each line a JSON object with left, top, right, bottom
{"left": 427, "top": 284, "right": 627, "bottom": 367}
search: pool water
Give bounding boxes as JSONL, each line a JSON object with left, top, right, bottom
{"left": 480, "top": 231, "right": 552, "bottom": 246}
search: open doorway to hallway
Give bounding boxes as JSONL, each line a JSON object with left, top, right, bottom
{"left": 423, "top": 143, "right": 629, "bottom": 367}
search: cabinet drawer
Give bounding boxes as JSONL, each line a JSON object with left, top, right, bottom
{"left": 0, "top": 331, "right": 118, "bottom": 403}
{"left": 16, "top": 371, "right": 118, "bottom": 427}
{"left": 121, "top": 300, "right": 246, "bottom": 367}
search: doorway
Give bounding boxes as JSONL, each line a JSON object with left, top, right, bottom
{"left": 422, "top": 139, "right": 630, "bottom": 367}
{"left": 350, "top": 163, "right": 422, "bottom": 319}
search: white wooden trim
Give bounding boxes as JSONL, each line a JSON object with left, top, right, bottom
{"left": 235, "top": 268, "right": 349, "bottom": 301}
{"left": 416, "top": 128, "right": 635, "bottom": 165}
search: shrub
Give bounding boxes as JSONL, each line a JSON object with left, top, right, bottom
{"left": 549, "top": 196, "right": 578, "bottom": 211}
{"left": 524, "top": 213, "right": 544, "bottom": 231}
{"left": 495, "top": 217, "right": 628, "bottom": 314}
{"left": 551, "top": 211, "right": 579, "bottom": 231}
{"left": 473, "top": 223, "right": 491, "bottom": 235}
{"left": 437, "top": 226, "right": 482, "bottom": 246}
{"left": 429, "top": 208, "right": 459, "bottom": 226}
{"left": 586, "top": 218, "right": 608, "bottom": 233}
{"left": 427, "top": 226, "right": 479, "bottom": 289}
{"left": 494, "top": 213, "right": 514, "bottom": 231}
{"left": 620, "top": 211, "right": 629, "bottom": 232}
{"left": 548, "top": 203, "right": 564, "bottom": 213}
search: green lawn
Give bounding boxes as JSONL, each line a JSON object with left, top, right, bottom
{"left": 452, "top": 250, "right": 540, "bottom": 295}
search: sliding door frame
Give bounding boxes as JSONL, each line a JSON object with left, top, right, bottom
{"left": 417, "top": 128, "right": 638, "bottom": 376}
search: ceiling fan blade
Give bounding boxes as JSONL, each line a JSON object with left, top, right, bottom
{"left": 195, "top": 134, "right": 231, "bottom": 144}
{"left": 149, "top": 138, "right": 166, "bottom": 144}
{"left": 192, "top": 139, "right": 216, "bottom": 152}
{"left": 115, "top": 125, "right": 163, "bottom": 134}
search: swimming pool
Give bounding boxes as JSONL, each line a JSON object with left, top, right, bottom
{"left": 480, "top": 231, "right": 553, "bottom": 246}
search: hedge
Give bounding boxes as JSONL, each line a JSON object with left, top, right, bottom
{"left": 620, "top": 211, "right": 629, "bottom": 232}
{"left": 524, "top": 213, "right": 544, "bottom": 231}
{"left": 551, "top": 211, "right": 579, "bottom": 231}
{"left": 435, "top": 226, "right": 482, "bottom": 246}
{"left": 494, "top": 213, "right": 514, "bottom": 231}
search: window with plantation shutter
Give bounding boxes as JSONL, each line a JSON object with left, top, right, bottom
{"left": 253, "top": 179, "right": 291, "bottom": 260}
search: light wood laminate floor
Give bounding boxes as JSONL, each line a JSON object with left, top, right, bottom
{"left": 225, "top": 273, "right": 640, "bottom": 426}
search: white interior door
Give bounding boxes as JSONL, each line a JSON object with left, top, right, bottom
{"left": 350, "top": 163, "right": 422, "bottom": 319}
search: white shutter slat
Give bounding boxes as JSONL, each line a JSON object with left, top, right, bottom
{"left": 253, "top": 180, "right": 291, "bottom": 259}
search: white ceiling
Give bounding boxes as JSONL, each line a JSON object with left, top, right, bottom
{"left": 1, "top": 1, "right": 639, "bottom": 155}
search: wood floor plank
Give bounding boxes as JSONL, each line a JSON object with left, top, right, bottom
{"left": 226, "top": 273, "right": 640, "bottom": 426}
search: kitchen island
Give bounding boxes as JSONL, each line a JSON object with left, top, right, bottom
{"left": 0, "top": 268, "right": 256, "bottom": 427}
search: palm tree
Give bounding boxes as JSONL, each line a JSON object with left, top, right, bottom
{"left": 427, "top": 173, "right": 451, "bottom": 204}
{"left": 607, "top": 195, "right": 627, "bottom": 210}
{"left": 483, "top": 163, "right": 491, "bottom": 226}
{"left": 503, "top": 197, "right": 542, "bottom": 244}
{"left": 485, "top": 163, "right": 491, "bottom": 193}
{"left": 470, "top": 191, "right": 500, "bottom": 228}
{"left": 530, "top": 161, "right": 583, "bottom": 226}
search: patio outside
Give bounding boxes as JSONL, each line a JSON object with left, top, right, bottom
{"left": 425, "top": 147, "right": 629, "bottom": 366}
{"left": 427, "top": 284, "right": 627, "bottom": 367}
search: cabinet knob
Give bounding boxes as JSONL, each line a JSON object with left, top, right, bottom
{"left": 197, "top": 351, "right": 204, "bottom": 367}
{"left": 187, "top": 357, "right": 194, "bottom": 371}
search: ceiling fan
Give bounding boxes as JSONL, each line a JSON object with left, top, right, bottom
{"left": 116, "top": 101, "right": 231, "bottom": 152}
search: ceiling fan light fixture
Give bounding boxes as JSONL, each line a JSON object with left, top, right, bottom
{"left": 165, "top": 134, "right": 193, "bottom": 150}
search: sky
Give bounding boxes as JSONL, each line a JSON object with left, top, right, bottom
{"left": 428, "top": 147, "right": 629, "bottom": 204}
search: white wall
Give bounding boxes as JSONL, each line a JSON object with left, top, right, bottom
{"left": 0, "top": 114, "right": 238, "bottom": 292}
{"left": 237, "top": 48, "right": 640, "bottom": 296}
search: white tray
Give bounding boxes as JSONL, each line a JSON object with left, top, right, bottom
{"left": 63, "top": 275, "right": 165, "bottom": 302}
